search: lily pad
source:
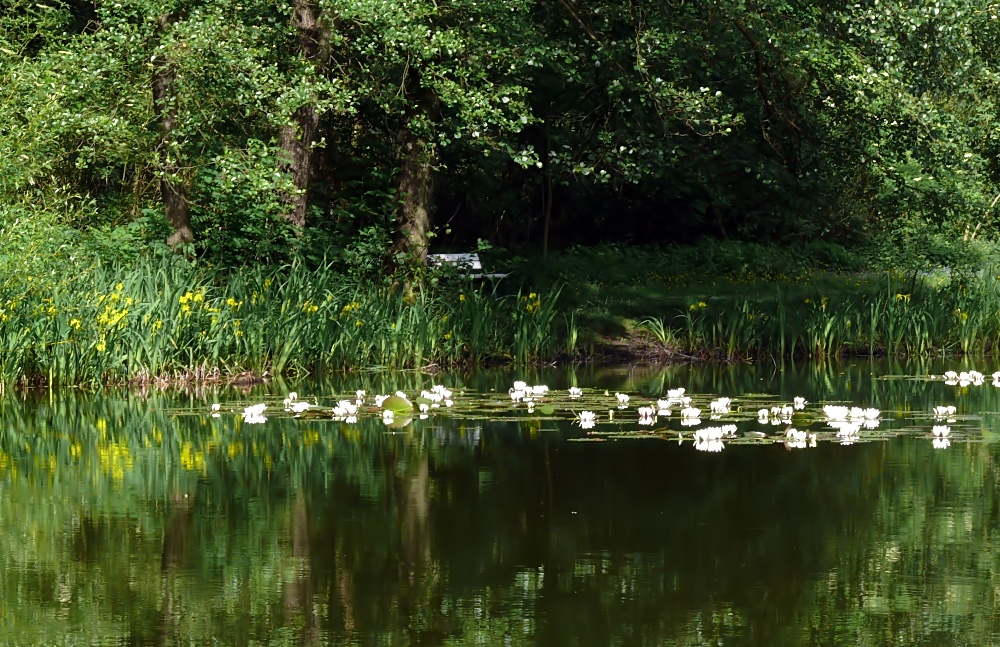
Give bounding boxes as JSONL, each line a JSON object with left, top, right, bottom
{"left": 381, "top": 395, "right": 414, "bottom": 414}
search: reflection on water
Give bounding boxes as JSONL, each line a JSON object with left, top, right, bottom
{"left": 3, "top": 360, "right": 1000, "bottom": 644}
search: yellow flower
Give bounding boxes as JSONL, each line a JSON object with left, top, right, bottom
{"left": 69, "top": 318, "right": 81, "bottom": 330}
{"left": 459, "top": 294, "right": 466, "bottom": 302}
{"left": 96, "top": 341, "right": 107, "bottom": 353}
{"left": 444, "top": 331, "right": 452, "bottom": 340}
{"left": 894, "top": 293, "right": 911, "bottom": 303}
{"left": 356, "top": 320, "right": 364, "bottom": 327}
{"left": 152, "top": 320, "right": 163, "bottom": 333}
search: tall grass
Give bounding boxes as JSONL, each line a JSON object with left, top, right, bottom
{"left": 643, "top": 268, "right": 1000, "bottom": 360}
{"left": 0, "top": 258, "right": 566, "bottom": 386}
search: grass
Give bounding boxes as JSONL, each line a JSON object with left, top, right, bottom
{"left": 510, "top": 243, "right": 1000, "bottom": 362}
{"left": 7, "top": 239, "right": 1000, "bottom": 386}
{"left": 0, "top": 257, "right": 568, "bottom": 386}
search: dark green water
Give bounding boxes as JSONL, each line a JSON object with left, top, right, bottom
{"left": 4, "top": 360, "right": 1000, "bottom": 645}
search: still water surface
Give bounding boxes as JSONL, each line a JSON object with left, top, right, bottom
{"left": 3, "top": 360, "right": 1000, "bottom": 645}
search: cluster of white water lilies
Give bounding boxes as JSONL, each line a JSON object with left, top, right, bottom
{"left": 509, "top": 381, "right": 549, "bottom": 403}
{"left": 758, "top": 405, "right": 795, "bottom": 425}
{"left": 939, "top": 369, "right": 1000, "bottom": 388}
{"left": 784, "top": 428, "right": 817, "bottom": 449}
{"left": 283, "top": 392, "right": 312, "bottom": 414}
{"left": 822, "top": 405, "right": 881, "bottom": 443}
{"left": 209, "top": 376, "right": 972, "bottom": 455}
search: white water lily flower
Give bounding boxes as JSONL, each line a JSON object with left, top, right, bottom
{"left": 861, "top": 408, "right": 880, "bottom": 420}
{"left": 287, "top": 392, "right": 298, "bottom": 401}
{"left": 862, "top": 419, "right": 880, "bottom": 430}
{"left": 694, "top": 439, "right": 724, "bottom": 452}
{"left": 568, "top": 387, "right": 583, "bottom": 397}
{"left": 211, "top": 403, "right": 221, "bottom": 412}
{"left": 667, "top": 387, "right": 685, "bottom": 399}
{"left": 395, "top": 390, "right": 408, "bottom": 399}
{"left": 616, "top": 392, "right": 629, "bottom": 404}
{"left": 932, "top": 425, "right": 950, "bottom": 437}
{"left": 849, "top": 407, "right": 865, "bottom": 420}
{"left": 721, "top": 424, "right": 737, "bottom": 437}
{"left": 431, "top": 385, "right": 452, "bottom": 398}
{"left": 531, "top": 385, "right": 549, "bottom": 395}
{"left": 933, "top": 405, "right": 956, "bottom": 418}
{"left": 244, "top": 403, "right": 266, "bottom": 417}
{"left": 681, "top": 417, "right": 701, "bottom": 427}
{"left": 509, "top": 388, "right": 526, "bottom": 403}
{"left": 785, "top": 428, "right": 807, "bottom": 442}
{"left": 419, "top": 403, "right": 430, "bottom": 413}
{"left": 785, "top": 429, "right": 808, "bottom": 449}
{"left": 943, "top": 370, "right": 959, "bottom": 380}
{"left": 242, "top": 403, "right": 267, "bottom": 424}
{"left": 356, "top": 390, "right": 365, "bottom": 401}
{"left": 333, "top": 400, "right": 358, "bottom": 417}
{"left": 445, "top": 399, "right": 453, "bottom": 407}
{"left": 781, "top": 405, "right": 795, "bottom": 418}
{"left": 576, "top": 411, "right": 597, "bottom": 429}
{"left": 374, "top": 394, "right": 389, "bottom": 407}
{"left": 681, "top": 407, "right": 701, "bottom": 418}
{"left": 758, "top": 408, "right": 769, "bottom": 423}
{"left": 793, "top": 396, "right": 807, "bottom": 410}
{"left": 513, "top": 380, "right": 528, "bottom": 392}
{"left": 710, "top": 398, "right": 731, "bottom": 414}
{"left": 695, "top": 427, "right": 725, "bottom": 442}
{"left": 823, "top": 405, "right": 850, "bottom": 421}
{"left": 933, "top": 437, "right": 951, "bottom": 449}
{"left": 809, "top": 433, "right": 817, "bottom": 448}
{"left": 289, "top": 401, "right": 311, "bottom": 414}
{"left": 382, "top": 409, "right": 395, "bottom": 423}
{"left": 637, "top": 406, "right": 655, "bottom": 420}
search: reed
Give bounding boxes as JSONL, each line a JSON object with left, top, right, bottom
{"left": 647, "top": 267, "right": 1000, "bottom": 360}
{"left": 0, "top": 258, "right": 565, "bottom": 386}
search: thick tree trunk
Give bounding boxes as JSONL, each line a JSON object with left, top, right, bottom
{"left": 279, "top": 107, "right": 319, "bottom": 228}
{"left": 152, "top": 14, "right": 193, "bottom": 248}
{"left": 392, "top": 125, "right": 434, "bottom": 267}
{"left": 279, "top": 0, "right": 328, "bottom": 228}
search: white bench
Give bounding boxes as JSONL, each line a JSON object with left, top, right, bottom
{"left": 428, "top": 252, "right": 509, "bottom": 289}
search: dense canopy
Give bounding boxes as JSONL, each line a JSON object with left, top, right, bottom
{"left": 1, "top": 0, "right": 998, "bottom": 270}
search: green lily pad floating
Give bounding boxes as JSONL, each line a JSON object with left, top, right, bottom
{"left": 381, "top": 395, "right": 414, "bottom": 414}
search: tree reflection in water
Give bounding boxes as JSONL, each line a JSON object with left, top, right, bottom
{"left": 2, "top": 362, "right": 1000, "bottom": 644}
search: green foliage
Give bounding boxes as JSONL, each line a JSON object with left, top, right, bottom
{"left": 0, "top": 259, "right": 565, "bottom": 386}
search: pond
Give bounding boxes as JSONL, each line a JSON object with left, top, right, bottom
{"left": 3, "top": 359, "right": 1000, "bottom": 645}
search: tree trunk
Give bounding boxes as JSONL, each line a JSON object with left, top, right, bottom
{"left": 392, "top": 125, "right": 434, "bottom": 267}
{"left": 152, "top": 14, "right": 193, "bottom": 248}
{"left": 279, "top": 0, "right": 329, "bottom": 228}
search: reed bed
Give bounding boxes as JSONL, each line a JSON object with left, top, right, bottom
{"left": 0, "top": 258, "right": 566, "bottom": 386}
{"left": 648, "top": 270, "right": 1000, "bottom": 361}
